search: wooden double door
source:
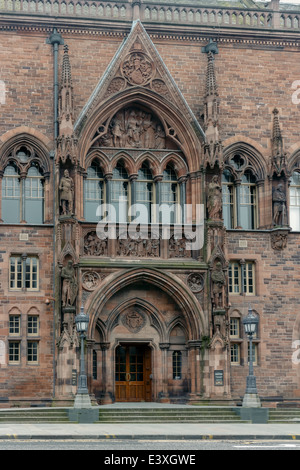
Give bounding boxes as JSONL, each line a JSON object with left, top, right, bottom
{"left": 115, "top": 344, "right": 152, "bottom": 402}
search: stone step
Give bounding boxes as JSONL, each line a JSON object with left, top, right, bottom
{"left": 100, "top": 411, "right": 241, "bottom": 418}
{"left": 0, "top": 409, "right": 70, "bottom": 423}
{"left": 99, "top": 410, "right": 238, "bottom": 414}
{"left": 97, "top": 419, "right": 249, "bottom": 423}
{"left": 268, "top": 408, "right": 300, "bottom": 423}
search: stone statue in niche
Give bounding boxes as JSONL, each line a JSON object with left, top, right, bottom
{"left": 61, "top": 259, "right": 78, "bottom": 308}
{"left": 272, "top": 183, "right": 287, "bottom": 226}
{"left": 84, "top": 231, "right": 108, "bottom": 256}
{"left": 211, "top": 261, "right": 226, "bottom": 310}
{"left": 207, "top": 175, "right": 222, "bottom": 220}
{"left": 98, "top": 108, "right": 166, "bottom": 149}
{"left": 59, "top": 169, "right": 74, "bottom": 216}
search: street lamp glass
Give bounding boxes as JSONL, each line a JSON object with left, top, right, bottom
{"left": 243, "top": 306, "right": 259, "bottom": 336}
{"left": 75, "top": 305, "right": 89, "bottom": 333}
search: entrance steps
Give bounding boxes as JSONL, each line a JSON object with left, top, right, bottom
{"left": 0, "top": 405, "right": 248, "bottom": 423}
{"left": 97, "top": 406, "right": 248, "bottom": 423}
{"left": 268, "top": 408, "right": 300, "bottom": 423}
{"left": 0, "top": 408, "right": 70, "bottom": 423}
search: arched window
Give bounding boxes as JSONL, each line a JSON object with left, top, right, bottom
{"left": 25, "top": 165, "right": 44, "bottom": 224}
{"left": 111, "top": 161, "right": 129, "bottom": 223}
{"left": 1, "top": 141, "right": 48, "bottom": 225}
{"left": 136, "top": 162, "right": 154, "bottom": 224}
{"left": 290, "top": 171, "right": 300, "bottom": 231}
{"left": 2, "top": 164, "right": 21, "bottom": 223}
{"left": 160, "top": 164, "right": 179, "bottom": 223}
{"left": 84, "top": 161, "right": 105, "bottom": 222}
{"left": 222, "top": 163, "right": 258, "bottom": 230}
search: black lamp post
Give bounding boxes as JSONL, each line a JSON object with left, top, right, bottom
{"left": 242, "top": 305, "right": 261, "bottom": 407}
{"left": 74, "top": 304, "right": 91, "bottom": 408}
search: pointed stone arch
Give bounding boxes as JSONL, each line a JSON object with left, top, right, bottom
{"left": 86, "top": 267, "right": 206, "bottom": 341}
{"left": 0, "top": 127, "right": 52, "bottom": 175}
{"left": 222, "top": 136, "right": 268, "bottom": 181}
{"left": 77, "top": 89, "right": 203, "bottom": 173}
{"left": 74, "top": 20, "right": 204, "bottom": 174}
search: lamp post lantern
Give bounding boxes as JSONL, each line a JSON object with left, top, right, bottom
{"left": 242, "top": 305, "right": 261, "bottom": 408}
{"left": 74, "top": 304, "right": 91, "bottom": 408}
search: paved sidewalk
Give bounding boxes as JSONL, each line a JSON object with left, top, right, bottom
{"left": 0, "top": 422, "right": 300, "bottom": 441}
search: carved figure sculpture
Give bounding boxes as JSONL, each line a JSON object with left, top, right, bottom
{"left": 273, "top": 183, "right": 287, "bottom": 226}
{"left": 211, "top": 261, "right": 225, "bottom": 309}
{"left": 97, "top": 108, "right": 167, "bottom": 150}
{"left": 207, "top": 175, "right": 222, "bottom": 220}
{"left": 61, "top": 260, "right": 78, "bottom": 307}
{"left": 59, "top": 169, "right": 74, "bottom": 216}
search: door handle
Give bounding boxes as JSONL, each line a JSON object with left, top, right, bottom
{"left": 126, "top": 373, "right": 131, "bottom": 382}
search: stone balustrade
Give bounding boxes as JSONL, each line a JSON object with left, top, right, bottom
{"left": 0, "top": 0, "right": 299, "bottom": 31}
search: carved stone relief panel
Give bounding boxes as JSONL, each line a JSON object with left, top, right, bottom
{"left": 121, "top": 51, "right": 155, "bottom": 86}
{"left": 168, "top": 234, "right": 190, "bottom": 258}
{"left": 83, "top": 231, "right": 108, "bottom": 256}
{"left": 121, "top": 308, "right": 146, "bottom": 333}
{"left": 187, "top": 273, "right": 205, "bottom": 293}
{"left": 82, "top": 271, "right": 101, "bottom": 291}
{"left": 97, "top": 107, "right": 166, "bottom": 149}
{"left": 117, "top": 235, "right": 160, "bottom": 257}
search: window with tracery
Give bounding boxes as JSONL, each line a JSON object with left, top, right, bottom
{"left": 1, "top": 146, "right": 45, "bottom": 224}
{"left": 222, "top": 153, "right": 258, "bottom": 230}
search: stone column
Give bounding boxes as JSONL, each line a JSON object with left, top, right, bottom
{"left": 0, "top": 170, "right": 3, "bottom": 222}
{"left": 20, "top": 172, "right": 27, "bottom": 223}
{"left": 234, "top": 178, "right": 241, "bottom": 229}
{"left": 100, "top": 342, "right": 112, "bottom": 404}
{"left": 187, "top": 340, "right": 202, "bottom": 400}
{"left": 159, "top": 342, "right": 170, "bottom": 402}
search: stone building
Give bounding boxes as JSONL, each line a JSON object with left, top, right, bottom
{"left": 0, "top": 0, "right": 300, "bottom": 406}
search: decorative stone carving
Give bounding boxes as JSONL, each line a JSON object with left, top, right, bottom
{"left": 211, "top": 261, "right": 226, "bottom": 310}
{"left": 272, "top": 183, "right": 287, "bottom": 227}
{"left": 82, "top": 271, "right": 101, "bottom": 291}
{"left": 84, "top": 231, "right": 108, "bottom": 256}
{"left": 61, "top": 259, "right": 78, "bottom": 307}
{"left": 151, "top": 79, "right": 171, "bottom": 100}
{"left": 59, "top": 169, "right": 74, "bottom": 216}
{"left": 207, "top": 175, "right": 222, "bottom": 220}
{"left": 271, "top": 231, "right": 288, "bottom": 250}
{"left": 105, "top": 77, "right": 126, "bottom": 98}
{"left": 117, "top": 235, "right": 159, "bottom": 257}
{"left": 169, "top": 234, "right": 189, "bottom": 258}
{"left": 98, "top": 107, "right": 166, "bottom": 149}
{"left": 121, "top": 52, "right": 155, "bottom": 86}
{"left": 187, "top": 273, "right": 204, "bottom": 293}
{"left": 122, "top": 308, "right": 146, "bottom": 333}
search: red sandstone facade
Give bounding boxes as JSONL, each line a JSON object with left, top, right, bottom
{"left": 0, "top": 0, "right": 300, "bottom": 407}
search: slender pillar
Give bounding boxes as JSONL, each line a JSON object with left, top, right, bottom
{"left": 159, "top": 343, "right": 170, "bottom": 402}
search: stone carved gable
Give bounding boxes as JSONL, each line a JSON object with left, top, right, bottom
{"left": 74, "top": 20, "right": 204, "bottom": 142}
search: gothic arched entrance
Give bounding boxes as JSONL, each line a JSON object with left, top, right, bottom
{"left": 86, "top": 268, "right": 206, "bottom": 404}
